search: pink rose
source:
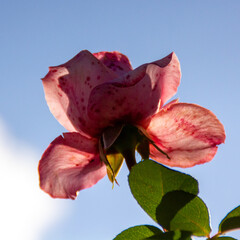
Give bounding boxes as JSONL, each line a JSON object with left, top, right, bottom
{"left": 39, "top": 50, "right": 225, "bottom": 199}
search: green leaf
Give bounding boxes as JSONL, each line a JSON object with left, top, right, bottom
{"left": 219, "top": 205, "right": 240, "bottom": 233}
{"left": 114, "top": 226, "right": 192, "bottom": 240}
{"left": 128, "top": 160, "right": 210, "bottom": 236}
{"left": 156, "top": 190, "right": 211, "bottom": 236}
{"left": 129, "top": 160, "right": 199, "bottom": 223}
{"left": 113, "top": 225, "right": 162, "bottom": 240}
{"left": 149, "top": 230, "right": 192, "bottom": 240}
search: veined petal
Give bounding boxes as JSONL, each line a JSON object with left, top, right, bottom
{"left": 93, "top": 51, "right": 132, "bottom": 77}
{"left": 146, "top": 103, "right": 226, "bottom": 167}
{"left": 153, "top": 52, "right": 181, "bottom": 107}
{"left": 38, "top": 132, "right": 106, "bottom": 199}
{"left": 87, "top": 53, "right": 181, "bottom": 130}
{"left": 42, "top": 50, "right": 117, "bottom": 136}
{"left": 139, "top": 99, "right": 180, "bottom": 129}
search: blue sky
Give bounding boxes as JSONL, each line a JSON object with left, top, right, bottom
{"left": 1, "top": 1, "right": 240, "bottom": 239}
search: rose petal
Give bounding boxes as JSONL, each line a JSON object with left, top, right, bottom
{"left": 153, "top": 52, "right": 181, "bottom": 107}
{"left": 161, "top": 98, "right": 179, "bottom": 110}
{"left": 42, "top": 50, "right": 117, "bottom": 136}
{"left": 38, "top": 132, "right": 106, "bottom": 199}
{"left": 139, "top": 99, "right": 180, "bottom": 129}
{"left": 88, "top": 53, "right": 181, "bottom": 129}
{"left": 146, "top": 103, "right": 226, "bottom": 167}
{"left": 93, "top": 51, "right": 132, "bottom": 77}
{"left": 150, "top": 146, "right": 218, "bottom": 168}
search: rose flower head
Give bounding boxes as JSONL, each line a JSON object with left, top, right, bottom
{"left": 39, "top": 50, "right": 225, "bottom": 199}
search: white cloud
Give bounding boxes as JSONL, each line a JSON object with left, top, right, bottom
{"left": 0, "top": 118, "right": 65, "bottom": 240}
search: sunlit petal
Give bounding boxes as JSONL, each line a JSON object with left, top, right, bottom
{"left": 42, "top": 50, "right": 117, "bottom": 137}
{"left": 39, "top": 132, "right": 106, "bottom": 199}
{"left": 146, "top": 103, "right": 225, "bottom": 167}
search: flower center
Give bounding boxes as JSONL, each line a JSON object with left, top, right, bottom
{"left": 99, "top": 124, "right": 170, "bottom": 184}
{"left": 100, "top": 124, "right": 149, "bottom": 171}
{"left": 106, "top": 125, "right": 142, "bottom": 170}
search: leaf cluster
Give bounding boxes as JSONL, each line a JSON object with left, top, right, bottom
{"left": 114, "top": 160, "right": 240, "bottom": 240}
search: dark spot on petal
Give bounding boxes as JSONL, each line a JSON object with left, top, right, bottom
{"left": 59, "top": 77, "right": 66, "bottom": 86}
{"left": 90, "top": 104, "right": 95, "bottom": 111}
{"left": 78, "top": 117, "right": 86, "bottom": 126}
{"left": 117, "top": 65, "right": 123, "bottom": 71}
